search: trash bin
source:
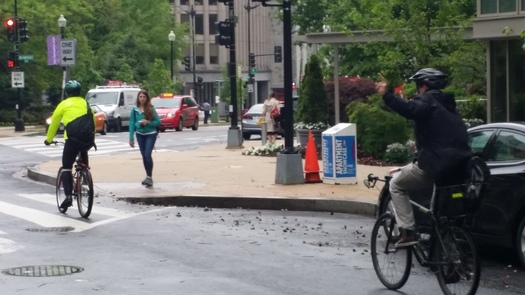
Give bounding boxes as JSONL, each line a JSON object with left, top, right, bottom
{"left": 211, "top": 106, "right": 218, "bottom": 123}
{"left": 321, "top": 123, "right": 357, "bottom": 184}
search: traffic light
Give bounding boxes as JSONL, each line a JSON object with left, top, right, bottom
{"left": 5, "top": 18, "right": 16, "bottom": 43}
{"left": 183, "top": 57, "right": 191, "bottom": 72}
{"left": 249, "top": 53, "right": 255, "bottom": 69}
{"left": 217, "top": 0, "right": 231, "bottom": 4}
{"left": 214, "top": 21, "right": 231, "bottom": 47}
{"left": 197, "top": 76, "right": 203, "bottom": 87}
{"left": 274, "top": 45, "right": 282, "bottom": 63}
{"left": 18, "top": 19, "right": 28, "bottom": 42}
{"left": 6, "top": 51, "right": 16, "bottom": 69}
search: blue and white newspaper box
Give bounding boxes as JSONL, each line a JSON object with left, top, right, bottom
{"left": 321, "top": 123, "right": 358, "bottom": 184}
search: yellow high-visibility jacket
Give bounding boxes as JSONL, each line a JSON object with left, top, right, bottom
{"left": 45, "top": 97, "right": 96, "bottom": 142}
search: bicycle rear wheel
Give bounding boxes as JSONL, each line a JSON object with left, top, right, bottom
{"left": 436, "top": 226, "right": 480, "bottom": 295}
{"left": 76, "top": 168, "right": 94, "bottom": 218}
{"left": 55, "top": 168, "right": 68, "bottom": 214}
{"left": 371, "top": 212, "right": 412, "bottom": 290}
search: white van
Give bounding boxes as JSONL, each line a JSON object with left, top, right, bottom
{"left": 86, "top": 85, "right": 140, "bottom": 132}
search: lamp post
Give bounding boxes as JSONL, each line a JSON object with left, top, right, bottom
{"left": 168, "top": 31, "right": 176, "bottom": 83}
{"left": 175, "top": 5, "right": 196, "bottom": 99}
{"left": 13, "top": 0, "right": 25, "bottom": 131}
{"left": 244, "top": 3, "right": 259, "bottom": 107}
{"left": 58, "top": 14, "right": 69, "bottom": 101}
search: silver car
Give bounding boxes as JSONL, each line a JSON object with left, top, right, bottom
{"left": 242, "top": 103, "right": 286, "bottom": 140}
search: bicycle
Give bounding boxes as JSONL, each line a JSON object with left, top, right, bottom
{"left": 366, "top": 157, "right": 490, "bottom": 295}
{"left": 51, "top": 141, "right": 94, "bottom": 218}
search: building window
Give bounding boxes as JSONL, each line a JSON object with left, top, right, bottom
{"left": 181, "top": 14, "right": 190, "bottom": 26}
{"left": 180, "top": 0, "right": 189, "bottom": 5}
{"left": 209, "top": 0, "right": 218, "bottom": 5}
{"left": 209, "top": 14, "right": 218, "bottom": 34}
{"left": 210, "top": 44, "right": 218, "bottom": 64}
{"left": 522, "top": 0, "right": 525, "bottom": 10}
{"left": 196, "top": 44, "right": 205, "bottom": 64}
{"left": 480, "top": 0, "right": 517, "bottom": 14}
{"left": 490, "top": 40, "right": 508, "bottom": 122}
{"left": 508, "top": 40, "right": 525, "bottom": 121}
{"left": 195, "top": 0, "right": 203, "bottom": 5}
{"left": 195, "top": 14, "right": 204, "bottom": 35}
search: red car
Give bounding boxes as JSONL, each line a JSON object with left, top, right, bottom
{"left": 151, "top": 93, "right": 200, "bottom": 132}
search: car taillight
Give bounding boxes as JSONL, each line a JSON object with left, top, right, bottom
{"left": 242, "top": 115, "right": 253, "bottom": 120}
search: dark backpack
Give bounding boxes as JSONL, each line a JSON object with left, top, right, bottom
{"left": 65, "top": 101, "right": 95, "bottom": 151}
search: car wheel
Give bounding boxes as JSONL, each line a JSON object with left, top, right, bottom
{"left": 516, "top": 215, "right": 525, "bottom": 268}
{"left": 192, "top": 118, "right": 199, "bottom": 131}
{"left": 175, "top": 119, "right": 183, "bottom": 131}
{"left": 115, "top": 118, "right": 122, "bottom": 133}
{"left": 243, "top": 133, "right": 251, "bottom": 140}
{"left": 159, "top": 128, "right": 166, "bottom": 133}
{"left": 100, "top": 122, "right": 107, "bottom": 135}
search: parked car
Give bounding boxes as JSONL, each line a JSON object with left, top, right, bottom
{"left": 241, "top": 103, "right": 284, "bottom": 140}
{"left": 384, "top": 123, "right": 525, "bottom": 267}
{"left": 45, "top": 105, "right": 108, "bottom": 135}
{"left": 151, "top": 93, "right": 199, "bottom": 132}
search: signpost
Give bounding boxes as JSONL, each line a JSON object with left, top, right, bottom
{"left": 11, "top": 72, "right": 24, "bottom": 88}
{"left": 59, "top": 39, "right": 77, "bottom": 66}
{"left": 19, "top": 55, "right": 34, "bottom": 63}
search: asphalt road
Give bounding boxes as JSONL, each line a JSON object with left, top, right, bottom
{"left": 0, "top": 133, "right": 524, "bottom": 294}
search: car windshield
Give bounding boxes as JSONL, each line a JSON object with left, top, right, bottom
{"left": 91, "top": 105, "right": 102, "bottom": 113}
{"left": 152, "top": 98, "right": 181, "bottom": 108}
{"left": 248, "top": 104, "right": 264, "bottom": 114}
{"left": 86, "top": 92, "right": 119, "bottom": 105}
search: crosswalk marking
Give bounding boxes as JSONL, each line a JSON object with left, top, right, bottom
{"left": 0, "top": 194, "right": 166, "bottom": 233}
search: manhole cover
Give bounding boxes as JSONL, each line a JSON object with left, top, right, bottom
{"left": 2, "top": 265, "right": 84, "bottom": 277}
{"left": 26, "top": 226, "right": 74, "bottom": 232}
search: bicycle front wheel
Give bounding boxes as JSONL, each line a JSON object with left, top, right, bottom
{"left": 436, "top": 226, "right": 480, "bottom": 295}
{"left": 55, "top": 168, "right": 68, "bottom": 214}
{"left": 371, "top": 212, "right": 412, "bottom": 290}
{"left": 77, "top": 168, "right": 94, "bottom": 218}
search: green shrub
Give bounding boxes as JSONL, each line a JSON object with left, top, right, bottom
{"left": 348, "top": 94, "right": 411, "bottom": 158}
{"left": 383, "top": 140, "right": 416, "bottom": 164}
{"left": 456, "top": 95, "right": 486, "bottom": 121}
{"left": 295, "top": 54, "right": 328, "bottom": 128}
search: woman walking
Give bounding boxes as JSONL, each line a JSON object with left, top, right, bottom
{"left": 262, "top": 91, "right": 279, "bottom": 144}
{"left": 129, "top": 90, "right": 160, "bottom": 187}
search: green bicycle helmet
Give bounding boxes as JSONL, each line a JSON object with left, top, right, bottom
{"left": 64, "top": 80, "right": 82, "bottom": 97}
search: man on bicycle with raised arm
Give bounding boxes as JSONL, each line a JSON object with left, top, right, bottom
{"left": 375, "top": 69, "right": 472, "bottom": 248}
{"left": 44, "top": 80, "right": 96, "bottom": 209}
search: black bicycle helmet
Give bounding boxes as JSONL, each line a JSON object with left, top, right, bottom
{"left": 64, "top": 80, "right": 82, "bottom": 97}
{"left": 409, "top": 68, "right": 448, "bottom": 90}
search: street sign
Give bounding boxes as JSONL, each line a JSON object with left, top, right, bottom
{"left": 11, "top": 71, "right": 24, "bottom": 88}
{"left": 47, "top": 35, "right": 61, "bottom": 66}
{"left": 250, "top": 67, "right": 258, "bottom": 74}
{"left": 19, "top": 54, "right": 34, "bottom": 63}
{"left": 60, "top": 39, "right": 77, "bottom": 66}
{"left": 247, "top": 84, "right": 254, "bottom": 93}
{"left": 237, "top": 65, "right": 242, "bottom": 77}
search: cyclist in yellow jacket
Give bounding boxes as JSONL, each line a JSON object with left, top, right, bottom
{"left": 44, "top": 80, "right": 96, "bottom": 209}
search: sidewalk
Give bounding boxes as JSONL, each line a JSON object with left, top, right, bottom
{"left": 0, "top": 125, "right": 45, "bottom": 138}
{"left": 26, "top": 139, "right": 394, "bottom": 216}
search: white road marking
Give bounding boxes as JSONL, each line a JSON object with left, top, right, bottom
{"left": 0, "top": 237, "right": 24, "bottom": 254}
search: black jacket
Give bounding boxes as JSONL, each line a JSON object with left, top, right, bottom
{"left": 383, "top": 90, "right": 472, "bottom": 177}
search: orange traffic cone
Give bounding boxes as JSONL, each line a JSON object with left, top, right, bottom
{"left": 304, "top": 130, "right": 322, "bottom": 183}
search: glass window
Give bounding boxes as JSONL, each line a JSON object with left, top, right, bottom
{"left": 180, "top": 0, "right": 189, "bottom": 5}
{"left": 195, "top": 0, "right": 203, "bottom": 5}
{"left": 489, "top": 131, "right": 525, "bottom": 161}
{"left": 508, "top": 40, "right": 525, "bottom": 121}
{"left": 196, "top": 44, "right": 205, "bottom": 64}
{"left": 500, "top": 0, "right": 517, "bottom": 12}
{"left": 209, "top": 0, "right": 218, "bottom": 5}
{"left": 522, "top": 0, "right": 525, "bottom": 11}
{"left": 209, "top": 14, "right": 218, "bottom": 34}
{"left": 468, "top": 130, "right": 495, "bottom": 156}
{"left": 195, "top": 14, "right": 204, "bottom": 35}
{"left": 151, "top": 98, "right": 182, "bottom": 108}
{"left": 210, "top": 44, "right": 218, "bottom": 64}
{"left": 481, "top": 0, "right": 497, "bottom": 14}
{"left": 181, "top": 14, "right": 190, "bottom": 26}
{"left": 490, "top": 40, "right": 508, "bottom": 122}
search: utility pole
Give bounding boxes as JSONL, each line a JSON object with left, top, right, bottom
{"left": 190, "top": 5, "right": 197, "bottom": 101}
{"left": 245, "top": 3, "right": 259, "bottom": 107}
{"left": 13, "top": 0, "right": 24, "bottom": 131}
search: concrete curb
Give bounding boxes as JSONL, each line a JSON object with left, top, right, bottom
{"left": 26, "top": 165, "right": 377, "bottom": 217}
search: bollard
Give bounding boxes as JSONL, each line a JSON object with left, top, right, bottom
{"left": 261, "top": 121, "right": 267, "bottom": 145}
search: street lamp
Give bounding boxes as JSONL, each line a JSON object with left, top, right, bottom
{"left": 168, "top": 31, "right": 176, "bottom": 82}
{"left": 58, "top": 14, "right": 69, "bottom": 101}
{"left": 175, "top": 5, "right": 196, "bottom": 99}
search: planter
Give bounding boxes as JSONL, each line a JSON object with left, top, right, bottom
{"left": 296, "top": 129, "right": 324, "bottom": 147}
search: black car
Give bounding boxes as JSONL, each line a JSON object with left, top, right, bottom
{"left": 466, "top": 122, "right": 525, "bottom": 266}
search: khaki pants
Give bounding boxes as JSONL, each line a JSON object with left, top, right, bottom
{"left": 390, "top": 163, "right": 433, "bottom": 230}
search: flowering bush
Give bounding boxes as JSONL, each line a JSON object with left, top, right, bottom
{"left": 463, "top": 118, "right": 484, "bottom": 129}
{"left": 383, "top": 140, "right": 416, "bottom": 165}
{"left": 242, "top": 143, "right": 284, "bottom": 157}
{"left": 293, "top": 121, "right": 330, "bottom": 130}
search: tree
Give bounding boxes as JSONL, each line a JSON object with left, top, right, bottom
{"left": 295, "top": 55, "right": 328, "bottom": 127}
{"left": 325, "top": 76, "right": 376, "bottom": 124}
{"left": 115, "top": 62, "right": 135, "bottom": 83}
{"left": 141, "top": 59, "right": 180, "bottom": 97}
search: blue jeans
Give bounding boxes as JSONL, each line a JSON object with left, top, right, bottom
{"left": 136, "top": 133, "right": 157, "bottom": 177}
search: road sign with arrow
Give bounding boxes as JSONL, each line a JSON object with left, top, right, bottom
{"left": 11, "top": 72, "right": 24, "bottom": 88}
{"left": 60, "top": 39, "right": 77, "bottom": 67}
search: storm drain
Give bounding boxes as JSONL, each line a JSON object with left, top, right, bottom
{"left": 25, "top": 226, "right": 75, "bottom": 233}
{"left": 2, "top": 265, "right": 84, "bottom": 277}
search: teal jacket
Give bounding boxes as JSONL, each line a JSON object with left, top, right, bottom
{"left": 129, "top": 106, "right": 160, "bottom": 141}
